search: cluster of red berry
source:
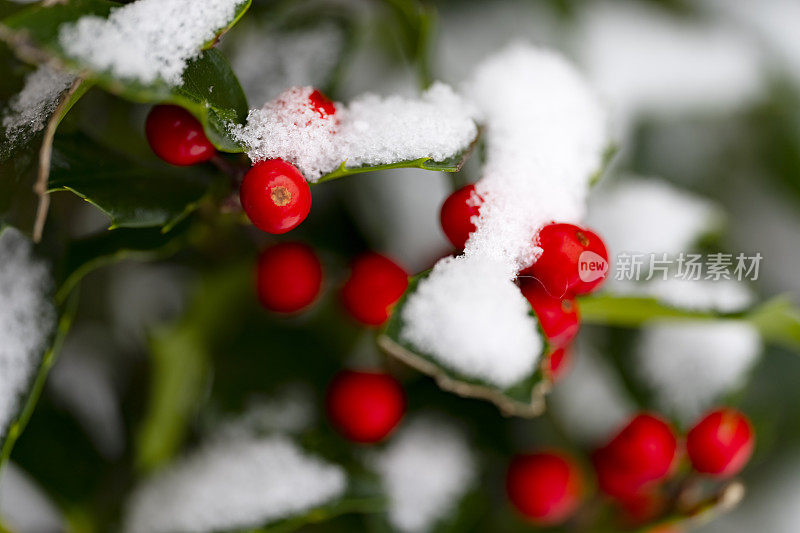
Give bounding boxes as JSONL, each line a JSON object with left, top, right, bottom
{"left": 506, "top": 408, "right": 754, "bottom": 527}
{"left": 440, "top": 184, "right": 609, "bottom": 382}
{"left": 255, "top": 244, "right": 408, "bottom": 323}
{"left": 145, "top": 90, "right": 335, "bottom": 235}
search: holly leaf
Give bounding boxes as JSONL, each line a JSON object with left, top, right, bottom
{"left": 378, "top": 272, "right": 550, "bottom": 418}
{"left": 0, "top": 0, "right": 250, "bottom": 151}
{"left": 577, "top": 292, "right": 720, "bottom": 327}
{"left": 55, "top": 219, "right": 193, "bottom": 303}
{"left": 746, "top": 295, "right": 800, "bottom": 352}
{"left": 48, "top": 132, "right": 218, "bottom": 232}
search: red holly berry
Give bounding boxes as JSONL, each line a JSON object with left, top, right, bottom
{"left": 543, "top": 346, "right": 572, "bottom": 383}
{"left": 308, "top": 89, "right": 336, "bottom": 118}
{"left": 593, "top": 413, "right": 678, "bottom": 499}
{"left": 519, "top": 278, "right": 580, "bottom": 348}
{"left": 686, "top": 408, "right": 754, "bottom": 478}
{"left": 145, "top": 104, "right": 216, "bottom": 166}
{"left": 341, "top": 253, "right": 409, "bottom": 326}
{"left": 439, "top": 184, "right": 483, "bottom": 249}
{"left": 326, "top": 370, "right": 405, "bottom": 443}
{"left": 506, "top": 451, "right": 583, "bottom": 525}
{"left": 256, "top": 242, "right": 322, "bottom": 313}
{"left": 240, "top": 159, "right": 312, "bottom": 234}
{"left": 521, "top": 223, "right": 609, "bottom": 298}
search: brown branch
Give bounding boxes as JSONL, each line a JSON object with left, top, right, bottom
{"left": 32, "top": 77, "right": 83, "bottom": 242}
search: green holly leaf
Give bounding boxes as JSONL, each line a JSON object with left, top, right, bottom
{"left": 0, "top": 0, "right": 250, "bottom": 151}
{"left": 315, "top": 135, "right": 479, "bottom": 183}
{"left": 55, "top": 219, "right": 193, "bottom": 303}
{"left": 379, "top": 271, "right": 550, "bottom": 418}
{"left": 48, "top": 132, "right": 218, "bottom": 232}
{"left": 577, "top": 292, "right": 720, "bottom": 327}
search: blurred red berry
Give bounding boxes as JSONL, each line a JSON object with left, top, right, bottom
{"left": 520, "top": 223, "right": 609, "bottom": 298}
{"left": 687, "top": 408, "right": 754, "bottom": 478}
{"left": 145, "top": 104, "right": 215, "bottom": 166}
{"left": 326, "top": 370, "right": 405, "bottom": 443}
{"left": 256, "top": 242, "right": 322, "bottom": 313}
{"left": 341, "top": 252, "right": 408, "bottom": 326}
{"left": 519, "top": 278, "right": 580, "bottom": 348}
{"left": 544, "top": 345, "right": 572, "bottom": 382}
{"left": 440, "top": 184, "right": 483, "bottom": 249}
{"left": 240, "top": 159, "right": 311, "bottom": 234}
{"left": 594, "top": 413, "right": 678, "bottom": 499}
{"left": 308, "top": 89, "right": 336, "bottom": 118}
{"left": 506, "top": 451, "right": 583, "bottom": 525}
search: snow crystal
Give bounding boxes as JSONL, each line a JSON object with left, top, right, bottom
{"left": 550, "top": 345, "right": 635, "bottom": 444}
{"left": 400, "top": 257, "right": 542, "bottom": 388}
{"left": 0, "top": 228, "right": 56, "bottom": 441}
{"left": 232, "top": 82, "right": 478, "bottom": 181}
{"left": 58, "top": 0, "right": 244, "bottom": 86}
{"left": 637, "top": 321, "right": 761, "bottom": 422}
{"left": 124, "top": 435, "right": 346, "bottom": 533}
{"left": 2, "top": 65, "right": 74, "bottom": 150}
{"left": 613, "top": 278, "right": 754, "bottom": 314}
{"left": 588, "top": 177, "right": 722, "bottom": 257}
{"left": 578, "top": 1, "right": 762, "bottom": 135}
{"left": 374, "top": 415, "right": 475, "bottom": 533}
{"left": 0, "top": 463, "right": 64, "bottom": 533}
{"left": 229, "top": 22, "right": 345, "bottom": 106}
{"left": 401, "top": 44, "right": 606, "bottom": 387}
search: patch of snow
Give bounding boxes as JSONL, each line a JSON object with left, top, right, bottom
{"left": 401, "top": 44, "right": 606, "bottom": 387}
{"left": 232, "top": 83, "right": 477, "bottom": 181}
{"left": 400, "top": 257, "right": 542, "bottom": 388}
{"left": 2, "top": 65, "right": 74, "bottom": 152}
{"left": 48, "top": 326, "right": 125, "bottom": 460}
{"left": 59, "top": 0, "right": 244, "bottom": 85}
{"left": 374, "top": 415, "right": 475, "bottom": 533}
{"left": 704, "top": 0, "right": 800, "bottom": 84}
{"left": 577, "top": 1, "right": 763, "bottom": 137}
{"left": 637, "top": 320, "right": 761, "bottom": 422}
{"left": 0, "top": 228, "right": 56, "bottom": 441}
{"left": 124, "top": 435, "right": 346, "bottom": 533}
{"left": 0, "top": 463, "right": 64, "bottom": 533}
{"left": 215, "top": 385, "right": 316, "bottom": 438}
{"left": 550, "top": 345, "right": 636, "bottom": 444}
{"left": 612, "top": 278, "right": 754, "bottom": 314}
{"left": 588, "top": 177, "right": 722, "bottom": 257}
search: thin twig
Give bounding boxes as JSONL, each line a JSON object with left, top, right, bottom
{"left": 32, "top": 77, "right": 82, "bottom": 242}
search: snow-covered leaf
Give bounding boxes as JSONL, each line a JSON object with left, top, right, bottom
{"left": 234, "top": 83, "right": 479, "bottom": 182}
{"left": 124, "top": 434, "right": 380, "bottom": 533}
{"left": 1, "top": 0, "right": 250, "bottom": 151}
{"left": 379, "top": 271, "right": 550, "bottom": 418}
{"left": 0, "top": 227, "right": 66, "bottom": 468}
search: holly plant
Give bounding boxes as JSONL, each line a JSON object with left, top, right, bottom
{"left": 1, "top": 1, "right": 800, "bottom": 533}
